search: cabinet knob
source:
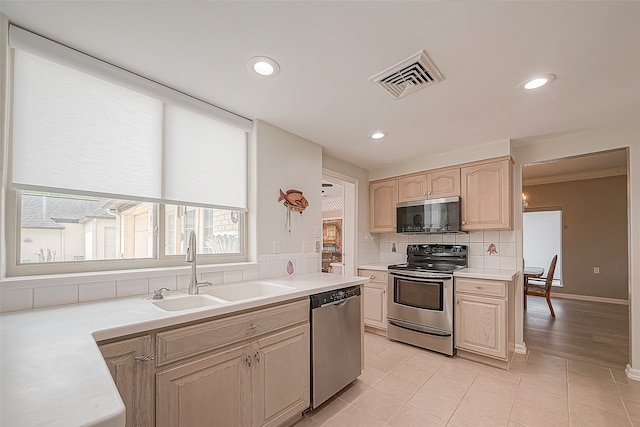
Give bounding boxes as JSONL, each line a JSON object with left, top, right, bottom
{"left": 248, "top": 322, "right": 260, "bottom": 331}
{"left": 369, "top": 275, "right": 375, "bottom": 280}
{"left": 475, "top": 286, "right": 483, "bottom": 290}
{"left": 255, "top": 351, "right": 261, "bottom": 362}
{"left": 462, "top": 221, "right": 466, "bottom": 225}
{"left": 246, "top": 355, "right": 252, "bottom": 367}
{"left": 456, "top": 299, "right": 459, "bottom": 306}
{"left": 134, "top": 355, "right": 154, "bottom": 362}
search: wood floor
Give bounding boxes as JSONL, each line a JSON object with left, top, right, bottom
{"left": 524, "top": 295, "right": 629, "bottom": 370}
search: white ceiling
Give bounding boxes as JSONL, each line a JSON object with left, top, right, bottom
{"left": 523, "top": 149, "right": 628, "bottom": 180}
{"left": 2, "top": 1, "right": 639, "bottom": 172}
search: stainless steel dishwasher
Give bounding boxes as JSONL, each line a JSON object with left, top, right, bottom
{"left": 310, "top": 285, "right": 362, "bottom": 409}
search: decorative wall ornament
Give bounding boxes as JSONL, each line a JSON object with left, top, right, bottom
{"left": 278, "top": 189, "right": 309, "bottom": 212}
{"left": 278, "top": 189, "right": 309, "bottom": 234}
{"left": 486, "top": 243, "right": 498, "bottom": 255}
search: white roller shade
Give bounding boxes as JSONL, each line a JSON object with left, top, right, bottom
{"left": 164, "top": 105, "right": 247, "bottom": 209}
{"left": 9, "top": 25, "right": 253, "bottom": 132}
{"left": 10, "top": 25, "right": 250, "bottom": 210}
{"left": 12, "top": 50, "right": 163, "bottom": 201}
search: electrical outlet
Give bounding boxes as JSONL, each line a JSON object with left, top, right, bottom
{"left": 272, "top": 241, "right": 280, "bottom": 254}
{"left": 315, "top": 240, "right": 321, "bottom": 253}
{"left": 594, "top": 267, "right": 600, "bottom": 274}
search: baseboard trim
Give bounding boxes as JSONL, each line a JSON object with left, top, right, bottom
{"left": 626, "top": 364, "right": 640, "bottom": 382}
{"left": 515, "top": 343, "right": 527, "bottom": 355}
{"left": 552, "top": 293, "right": 629, "bottom": 305}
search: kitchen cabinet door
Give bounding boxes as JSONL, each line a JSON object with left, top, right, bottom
{"left": 359, "top": 269, "right": 388, "bottom": 331}
{"left": 252, "top": 324, "right": 310, "bottom": 427}
{"left": 369, "top": 179, "right": 398, "bottom": 232}
{"left": 99, "top": 335, "right": 154, "bottom": 427}
{"left": 398, "top": 174, "right": 428, "bottom": 202}
{"left": 455, "top": 293, "right": 506, "bottom": 359}
{"left": 156, "top": 344, "right": 252, "bottom": 427}
{"left": 461, "top": 159, "right": 512, "bottom": 230}
{"left": 427, "top": 168, "right": 460, "bottom": 198}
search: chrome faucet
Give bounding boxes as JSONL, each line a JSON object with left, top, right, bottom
{"left": 185, "top": 230, "right": 212, "bottom": 295}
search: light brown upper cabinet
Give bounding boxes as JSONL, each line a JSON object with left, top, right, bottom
{"left": 369, "top": 179, "right": 398, "bottom": 232}
{"left": 427, "top": 168, "right": 460, "bottom": 199}
{"left": 398, "top": 168, "right": 461, "bottom": 203}
{"left": 461, "top": 158, "right": 512, "bottom": 230}
{"left": 398, "top": 174, "right": 427, "bottom": 202}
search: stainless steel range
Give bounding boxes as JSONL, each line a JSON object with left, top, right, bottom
{"left": 387, "top": 244, "right": 467, "bottom": 356}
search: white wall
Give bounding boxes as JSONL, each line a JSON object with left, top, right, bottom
{"left": 512, "top": 121, "right": 640, "bottom": 379}
{"left": 251, "top": 120, "right": 322, "bottom": 257}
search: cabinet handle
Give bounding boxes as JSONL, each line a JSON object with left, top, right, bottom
{"left": 475, "top": 286, "right": 483, "bottom": 290}
{"left": 456, "top": 299, "right": 459, "bottom": 306}
{"left": 134, "top": 355, "right": 154, "bottom": 362}
{"left": 255, "top": 351, "right": 261, "bottom": 363}
{"left": 246, "top": 355, "right": 252, "bottom": 367}
{"left": 369, "top": 275, "right": 375, "bottom": 280}
{"left": 248, "top": 322, "right": 260, "bottom": 331}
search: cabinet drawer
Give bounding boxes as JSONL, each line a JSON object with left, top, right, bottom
{"left": 456, "top": 278, "right": 506, "bottom": 298}
{"left": 358, "top": 269, "right": 387, "bottom": 284}
{"left": 156, "top": 299, "right": 309, "bottom": 366}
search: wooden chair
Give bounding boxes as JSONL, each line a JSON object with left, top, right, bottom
{"left": 525, "top": 255, "right": 558, "bottom": 317}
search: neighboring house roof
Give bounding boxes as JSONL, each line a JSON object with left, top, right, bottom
{"left": 21, "top": 194, "right": 115, "bottom": 229}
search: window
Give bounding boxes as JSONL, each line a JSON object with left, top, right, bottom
{"left": 17, "top": 192, "right": 244, "bottom": 268}
{"left": 523, "top": 209, "right": 563, "bottom": 285}
{"left": 6, "top": 25, "right": 251, "bottom": 276}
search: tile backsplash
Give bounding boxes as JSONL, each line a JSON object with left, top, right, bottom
{"left": 366, "top": 230, "right": 517, "bottom": 270}
{"left": 0, "top": 252, "right": 320, "bottom": 313}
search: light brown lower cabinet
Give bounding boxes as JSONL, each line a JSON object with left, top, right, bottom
{"left": 100, "top": 299, "right": 310, "bottom": 427}
{"left": 454, "top": 277, "right": 515, "bottom": 369}
{"left": 99, "top": 335, "right": 155, "bottom": 427}
{"left": 358, "top": 269, "right": 387, "bottom": 331}
{"left": 156, "top": 324, "right": 309, "bottom": 427}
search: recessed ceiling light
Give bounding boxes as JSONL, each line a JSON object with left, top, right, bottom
{"left": 247, "top": 56, "right": 280, "bottom": 77}
{"left": 519, "top": 73, "right": 556, "bottom": 90}
{"left": 371, "top": 131, "right": 387, "bottom": 140}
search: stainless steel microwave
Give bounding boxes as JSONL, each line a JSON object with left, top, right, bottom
{"left": 396, "top": 196, "right": 462, "bottom": 234}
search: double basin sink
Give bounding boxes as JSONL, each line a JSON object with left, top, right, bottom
{"left": 151, "top": 281, "right": 295, "bottom": 312}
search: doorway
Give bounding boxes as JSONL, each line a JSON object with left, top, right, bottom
{"left": 521, "top": 148, "right": 629, "bottom": 368}
{"left": 322, "top": 170, "right": 357, "bottom": 275}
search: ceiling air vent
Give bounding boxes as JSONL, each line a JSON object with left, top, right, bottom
{"left": 370, "top": 50, "right": 444, "bottom": 100}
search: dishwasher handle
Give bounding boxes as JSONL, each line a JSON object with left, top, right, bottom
{"left": 319, "top": 294, "right": 359, "bottom": 309}
{"left": 310, "top": 285, "right": 361, "bottom": 309}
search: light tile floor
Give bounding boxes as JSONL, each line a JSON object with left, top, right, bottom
{"left": 296, "top": 332, "right": 640, "bottom": 427}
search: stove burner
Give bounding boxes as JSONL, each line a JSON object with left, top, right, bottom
{"left": 389, "top": 244, "right": 468, "bottom": 273}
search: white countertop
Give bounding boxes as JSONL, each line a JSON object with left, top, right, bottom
{"left": 357, "top": 263, "right": 390, "bottom": 271}
{"left": 0, "top": 273, "right": 367, "bottom": 427}
{"left": 454, "top": 268, "right": 519, "bottom": 281}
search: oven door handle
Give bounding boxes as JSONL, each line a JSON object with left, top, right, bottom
{"left": 388, "top": 319, "right": 452, "bottom": 337}
{"left": 388, "top": 271, "right": 452, "bottom": 281}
